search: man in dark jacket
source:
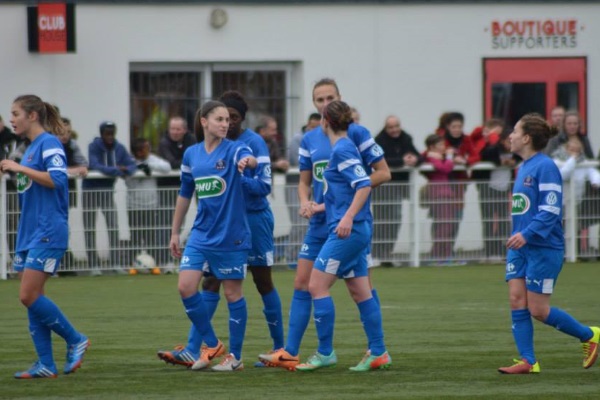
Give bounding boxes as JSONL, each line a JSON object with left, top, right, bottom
{"left": 82, "top": 121, "right": 137, "bottom": 271}
{"left": 156, "top": 117, "right": 197, "bottom": 268}
{"left": 373, "top": 115, "right": 423, "bottom": 264}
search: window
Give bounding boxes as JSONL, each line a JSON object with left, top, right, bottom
{"left": 129, "top": 63, "right": 298, "bottom": 151}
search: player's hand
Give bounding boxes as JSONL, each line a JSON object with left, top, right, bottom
{"left": 506, "top": 232, "right": 526, "bottom": 249}
{"left": 299, "top": 201, "right": 316, "bottom": 219}
{"left": 170, "top": 234, "right": 182, "bottom": 258}
{"left": 0, "top": 159, "right": 22, "bottom": 173}
{"left": 335, "top": 215, "right": 353, "bottom": 238}
{"left": 237, "top": 157, "right": 251, "bottom": 173}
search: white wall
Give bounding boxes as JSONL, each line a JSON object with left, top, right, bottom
{"left": 1, "top": 3, "right": 599, "bottom": 151}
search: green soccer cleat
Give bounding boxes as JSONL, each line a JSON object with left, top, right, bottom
{"left": 349, "top": 350, "right": 392, "bottom": 372}
{"left": 295, "top": 351, "right": 337, "bottom": 372}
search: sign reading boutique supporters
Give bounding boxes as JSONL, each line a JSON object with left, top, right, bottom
{"left": 490, "top": 19, "right": 580, "bottom": 50}
{"left": 27, "top": 3, "right": 76, "bottom": 53}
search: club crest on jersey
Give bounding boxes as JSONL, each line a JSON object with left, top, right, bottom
{"left": 523, "top": 175, "right": 533, "bottom": 187}
{"left": 215, "top": 159, "right": 226, "bottom": 170}
{"left": 313, "top": 160, "right": 328, "bottom": 182}
{"left": 194, "top": 176, "right": 226, "bottom": 199}
{"left": 16, "top": 172, "right": 32, "bottom": 193}
{"left": 27, "top": 154, "right": 34, "bottom": 162}
{"left": 511, "top": 193, "right": 530, "bottom": 215}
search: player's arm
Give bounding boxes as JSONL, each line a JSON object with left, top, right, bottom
{"left": 0, "top": 160, "right": 55, "bottom": 188}
{"left": 298, "top": 170, "right": 316, "bottom": 218}
{"left": 369, "top": 158, "right": 391, "bottom": 188}
{"left": 336, "top": 185, "right": 371, "bottom": 239}
{"left": 242, "top": 155, "right": 272, "bottom": 196}
{"left": 170, "top": 195, "right": 191, "bottom": 258}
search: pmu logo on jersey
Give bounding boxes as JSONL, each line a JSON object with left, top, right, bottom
{"left": 313, "top": 160, "right": 328, "bottom": 182}
{"left": 511, "top": 193, "right": 530, "bottom": 215}
{"left": 16, "top": 172, "right": 32, "bottom": 193}
{"left": 215, "top": 159, "right": 226, "bottom": 170}
{"left": 194, "top": 176, "right": 226, "bottom": 199}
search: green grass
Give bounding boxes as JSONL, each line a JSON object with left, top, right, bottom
{"left": 2, "top": 264, "right": 600, "bottom": 399}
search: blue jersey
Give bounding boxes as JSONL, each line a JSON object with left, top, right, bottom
{"left": 299, "top": 123, "right": 383, "bottom": 238}
{"left": 323, "top": 137, "right": 371, "bottom": 228}
{"left": 236, "top": 129, "right": 272, "bottom": 212}
{"left": 16, "top": 132, "right": 69, "bottom": 251}
{"left": 511, "top": 152, "right": 564, "bottom": 249}
{"left": 180, "top": 139, "right": 253, "bottom": 251}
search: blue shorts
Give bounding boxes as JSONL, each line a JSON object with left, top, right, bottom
{"left": 180, "top": 248, "right": 247, "bottom": 280}
{"left": 13, "top": 249, "right": 66, "bottom": 275}
{"left": 314, "top": 221, "right": 371, "bottom": 279}
{"left": 298, "top": 233, "right": 327, "bottom": 262}
{"left": 506, "top": 246, "right": 564, "bottom": 294}
{"left": 247, "top": 208, "right": 274, "bottom": 267}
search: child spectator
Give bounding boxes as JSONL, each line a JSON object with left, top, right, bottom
{"left": 126, "top": 137, "right": 171, "bottom": 271}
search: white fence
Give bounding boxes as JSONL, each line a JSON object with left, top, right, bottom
{"left": 2, "top": 162, "right": 600, "bottom": 279}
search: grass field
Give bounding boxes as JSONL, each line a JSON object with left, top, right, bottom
{"left": 1, "top": 263, "right": 600, "bottom": 399}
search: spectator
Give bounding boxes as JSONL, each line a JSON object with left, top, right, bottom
{"left": 256, "top": 116, "right": 289, "bottom": 173}
{"left": 82, "top": 121, "right": 137, "bottom": 272}
{"left": 549, "top": 105, "right": 566, "bottom": 131}
{"left": 478, "top": 130, "right": 517, "bottom": 259}
{"left": 373, "top": 115, "right": 422, "bottom": 262}
{"left": 545, "top": 110, "right": 593, "bottom": 157}
{"left": 1, "top": 114, "right": 22, "bottom": 257}
{"left": 157, "top": 116, "right": 197, "bottom": 269}
{"left": 421, "top": 134, "right": 461, "bottom": 263}
{"left": 350, "top": 107, "right": 361, "bottom": 125}
{"left": 126, "top": 137, "right": 171, "bottom": 270}
{"left": 61, "top": 116, "right": 80, "bottom": 140}
{"left": 552, "top": 137, "right": 600, "bottom": 258}
{"left": 0, "top": 114, "right": 19, "bottom": 160}
{"left": 285, "top": 113, "right": 320, "bottom": 262}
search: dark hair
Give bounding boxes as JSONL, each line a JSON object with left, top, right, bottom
{"left": 323, "top": 100, "right": 353, "bottom": 132}
{"left": 131, "top": 137, "right": 149, "bottom": 154}
{"left": 312, "top": 78, "right": 340, "bottom": 99}
{"left": 520, "top": 113, "right": 559, "bottom": 151}
{"left": 445, "top": 112, "right": 464, "bottom": 126}
{"left": 484, "top": 118, "right": 504, "bottom": 130}
{"left": 308, "top": 113, "right": 321, "bottom": 121}
{"left": 425, "top": 133, "right": 444, "bottom": 148}
{"left": 13, "top": 94, "right": 66, "bottom": 136}
{"left": 218, "top": 90, "right": 248, "bottom": 120}
{"left": 255, "top": 115, "right": 276, "bottom": 133}
{"left": 99, "top": 121, "right": 116, "bottom": 135}
{"left": 194, "top": 100, "right": 227, "bottom": 141}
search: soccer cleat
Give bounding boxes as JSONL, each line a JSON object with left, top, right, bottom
{"left": 191, "top": 340, "right": 225, "bottom": 370}
{"left": 64, "top": 335, "right": 90, "bottom": 374}
{"left": 211, "top": 353, "right": 244, "bottom": 372}
{"left": 582, "top": 326, "right": 600, "bottom": 369}
{"left": 349, "top": 350, "right": 392, "bottom": 372}
{"left": 258, "top": 348, "right": 299, "bottom": 371}
{"left": 295, "top": 351, "right": 337, "bottom": 372}
{"left": 498, "top": 358, "right": 540, "bottom": 374}
{"left": 157, "top": 345, "right": 197, "bottom": 368}
{"left": 14, "top": 361, "right": 58, "bottom": 379}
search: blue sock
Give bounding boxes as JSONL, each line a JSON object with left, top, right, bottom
{"left": 262, "top": 289, "right": 284, "bottom": 349}
{"left": 28, "top": 308, "right": 54, "bottom": 368}
{"left": 358, "top": 298, "right": 386, "bottom": 356}
{"left": 185, "top": 291, "right": 221, "bottom": 355}
{"left": 314, "top": 296, "right": 335, "bottom": 356}
{"left": 511, "top": 309, "right": 535, "bottom": 365}
{"left": 544, "top": 307, "right": 594, "bottom": 341}
{"left": 182, "top": 292, "right": 218, "bottom": 347}
{"left": 371, "top": 289, "right": 380, "bottom": 307}
{"left": 28, "top": 295, "right": 80, "bottom": 345}
{"left": 285, "top": 289, "right": 312, "bottom": 356}
{"left": 228, "top": 298, "right": 247, "bottom": 360}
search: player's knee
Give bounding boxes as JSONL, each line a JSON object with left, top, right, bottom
{"left": 177, "top": 281, "right": 197, "bottom": 299}
{"left": 19, "top": 291, "right": 39, "bottom": 308}
{"left": 528, "top": 305, "right": 549, "bottom": 321}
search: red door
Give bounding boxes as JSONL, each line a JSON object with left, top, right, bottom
{"left": 483, "top": 57, "right": 587, "bottom": 129}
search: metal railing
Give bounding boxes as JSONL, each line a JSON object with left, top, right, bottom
{"left": 2, "top": 161, "right": 600, "bottom": 279}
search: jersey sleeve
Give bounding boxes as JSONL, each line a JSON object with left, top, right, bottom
{"left": 521, "top": 163, "right": 563, "bottom": 242}
{"left": 349, "top": 124, "right": 385, "bottom": 167}
{"left": 42, "top": 137, "right": 68, "bottom": 189}
{"left": 242, "top": 137, "right": 272, "bottom": 196}
{"left": 298, "top": 133, "right": 313, "bottom": 172}
{"left": 179, "top": 147, "right": 195, "bottom": 199}
{"left": 336, "top": 143, "right": 371, "bottom": 190}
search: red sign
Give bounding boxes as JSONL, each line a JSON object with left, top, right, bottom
{"left": 38, "top": 3, "right": 68, "bottom": 53}
{"left": 490, "top": 19, "right": 579, "bottom": 49}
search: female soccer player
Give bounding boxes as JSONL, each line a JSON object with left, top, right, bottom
{"left": 498, "top": 113, "right": 599, "bottom": 374}
{"left": 168, "top": 101, "right": 257, "bottom": 372}
{"left": 0, "top": 95, "right": 89, "bottom": 379}
{"left": 158, "top": 91, "right": 283, "bottom": 368}
{"left": 293, "top": 100, "right": 391, "bottom": 372}
{"left": 260, "top": 78, "right": 391, "bottom": 370}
